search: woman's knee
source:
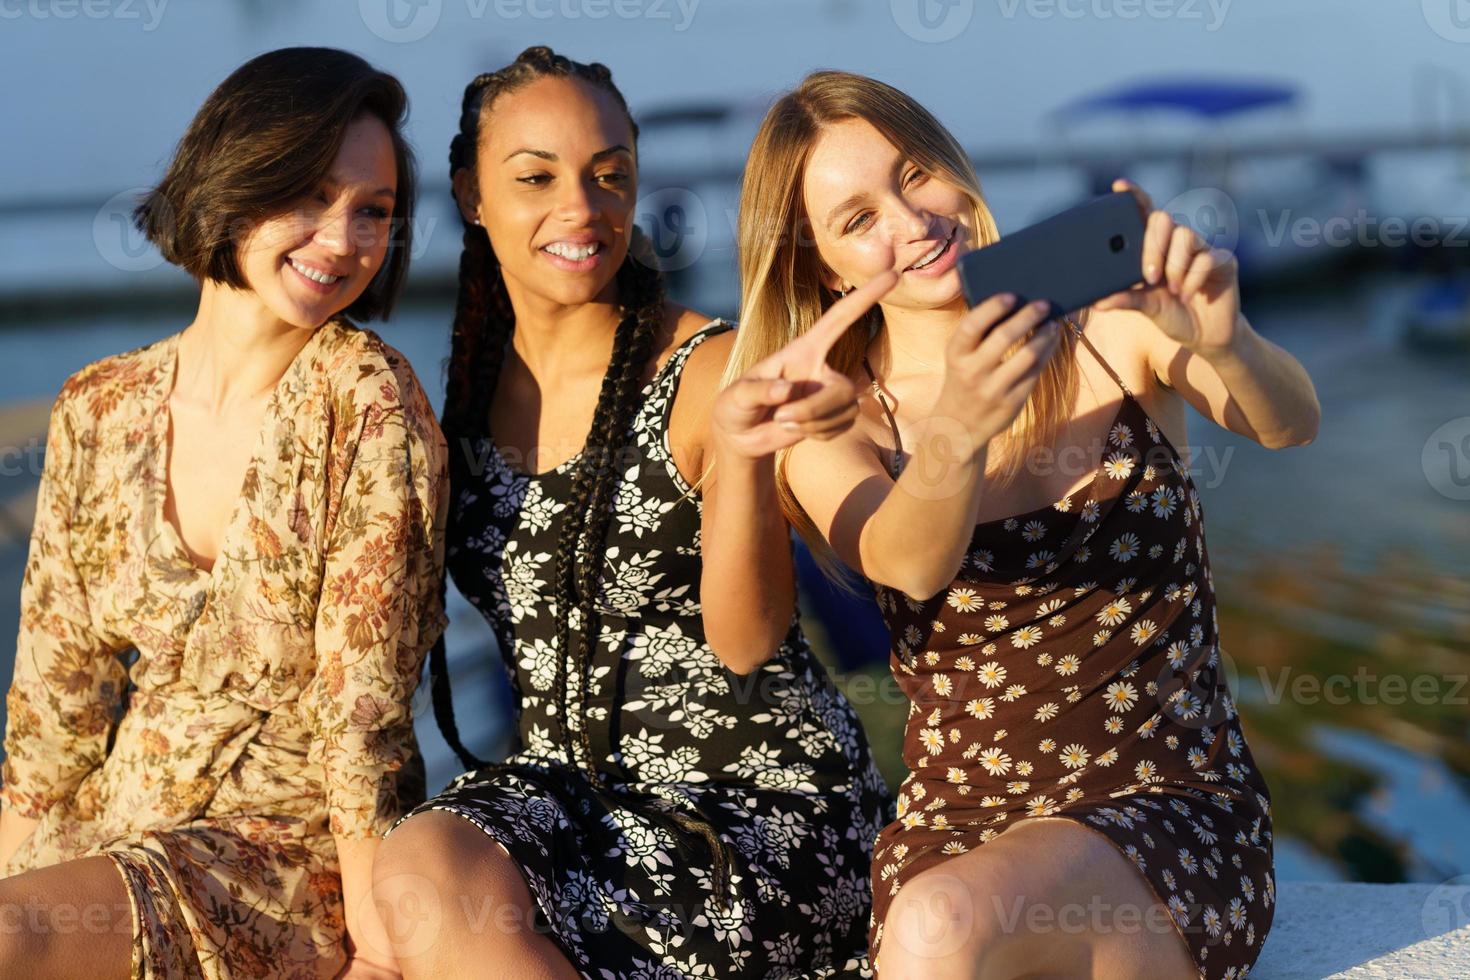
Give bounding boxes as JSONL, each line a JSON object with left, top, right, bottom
{"left": 881, "top": 866, "right": 997, "bottom": 977}
{"left": 881, "top": 849, "right": 1077, "bottom": 980}
{"left": 0, "top": 860, "right": 132, "bottom": 977}
{"left": 372, "top": 811, "right": 535, "bottom": 948}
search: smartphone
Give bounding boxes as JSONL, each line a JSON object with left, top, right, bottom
{"left": 957, "top": 191, "right": 1145, "bottom": 319}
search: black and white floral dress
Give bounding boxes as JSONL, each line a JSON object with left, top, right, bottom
{"left": 389, "top": 320, "right": 891, "bottom": 978}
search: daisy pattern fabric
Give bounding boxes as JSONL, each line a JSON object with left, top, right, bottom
{"left": 866, "top": 326, "right": 1275, "bottom": 980}
{"left": 2, "top": 319, "right": 449, "bottom": 978}
{"left": 391, "top": 320, "right": 892, "bottom": 978}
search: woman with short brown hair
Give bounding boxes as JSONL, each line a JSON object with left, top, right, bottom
{"left": 0, "top": 47, "right": 446, "bottom": 979}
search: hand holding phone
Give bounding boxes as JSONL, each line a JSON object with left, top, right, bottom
{"left": 956, "top": 191, "right": 1146, "bottom": 320}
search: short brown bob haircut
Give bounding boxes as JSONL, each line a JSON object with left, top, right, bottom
{"left": 133, "top": 47, "right": 417, "bottom": 322}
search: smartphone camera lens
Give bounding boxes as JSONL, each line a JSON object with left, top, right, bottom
{"left": 1109, "top": 234, "right": 1125, "bottom": 253}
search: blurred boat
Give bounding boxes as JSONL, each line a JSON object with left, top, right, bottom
{"left": 1047, "top": 77, "right": 1370, "bottom": 284}
{"left": 1403, "top": 275, "right": 1470, "bottom": 353}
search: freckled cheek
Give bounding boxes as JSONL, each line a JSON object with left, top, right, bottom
{"left": 835, "top": 237, "right": 897, "bottom": 279}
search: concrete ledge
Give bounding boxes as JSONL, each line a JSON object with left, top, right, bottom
{"left": 1255, "top": 881, "right": 1470, "bottom": 978}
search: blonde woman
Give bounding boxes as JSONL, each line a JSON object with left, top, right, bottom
{"left": 706, "top": 71, "right": 1319, "bottom": 979}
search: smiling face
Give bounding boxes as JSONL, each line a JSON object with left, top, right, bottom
{"left": 234, "top": 113, "right": 398, "bottom": 329}
{"left": 456, "top": 74, "right": 636, "bottom": 310}
{"left": 802, "top": 117, "right": 978, "bottom": 314}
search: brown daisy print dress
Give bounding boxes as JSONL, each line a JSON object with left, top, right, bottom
{"left": 864, "top": 324, "right": 1275, "bottom": 980}
{"left": 2, "top": 318, "right": 448, "bottom": 978}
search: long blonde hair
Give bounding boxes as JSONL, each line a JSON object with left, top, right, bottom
{"left": 723, "top": 70, "right": 1080, "bottom": 578}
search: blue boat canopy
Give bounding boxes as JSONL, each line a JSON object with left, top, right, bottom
{"left": 1058, "top": 78, "right": 1298, "bottom": 119}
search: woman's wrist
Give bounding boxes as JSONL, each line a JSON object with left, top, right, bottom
{"left": 709, "top": 428, "right": 780, "bottom": 479}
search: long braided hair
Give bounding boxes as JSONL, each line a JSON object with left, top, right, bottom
{"left": 426, "top": 45, "right": 738, "bottom": 904}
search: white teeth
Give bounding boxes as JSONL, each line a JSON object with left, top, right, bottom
{"left": 290, "top": 259, "right": 342, "bottom": 284}
{"left": 909, "top": 230, "right": 953, "bottom": 270}
{"left": 543, "top": 241, "right": 601, "bottom": 261}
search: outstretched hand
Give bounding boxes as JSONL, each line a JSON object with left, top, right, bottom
{"left": 712, "top": 270, "right": 899, "bottom": 459}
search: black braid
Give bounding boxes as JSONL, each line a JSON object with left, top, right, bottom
{"left": 430, "top": 46, "right": 739, "bottom": 907}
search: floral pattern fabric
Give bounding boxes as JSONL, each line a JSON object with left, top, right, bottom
{"left": 391, "top": 320, "right": 892, "bottom": 978}
{"left": 865, "top": 327, "right": 1275, "bottom": 979}
{"left": 2, "top": 318, "right": 449, "bottom": 978}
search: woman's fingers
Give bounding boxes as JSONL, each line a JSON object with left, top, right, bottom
{"left": 1143, "top": 208, "right": 1174, "bottom": 286}
{"left": 771, "top": 374, "right": 859, "bottom": 428}
{"left": 987, "top": 319, "right": 1063, "bottom": 395}
{"left": 789, "top": 401, "right": 861, "bottom": 440}
{"left": 726, "top": 376, "right": 796, "bottom": 414}
{"left": 967, "top": 299, "right": 1052, "bottom": 368}
{"left": 1165, "top": 223, "right": 1204, "bottom": 295}
{"left": 1112, "top": 177, "right": 1155, "bottom": 218}
{"left": 784, "top": 269, "right": 899, "bottom": 377}
{"left": 1180, "top": 246, "right": 1222, "bottom": 304}
{"left": 950, "top": 292, "right": 1024, "bottom": 356}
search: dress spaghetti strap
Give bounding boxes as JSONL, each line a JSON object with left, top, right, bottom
{"left": 859, "top": 316, "right": 1134, "bottom": 471}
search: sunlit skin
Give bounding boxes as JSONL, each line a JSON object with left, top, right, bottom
{"left": 376, "top": 74, "right": 712, "bottom": 980}
{"left": 448, "top": 75, "right": 646, "bottom": 476}
{"left": 709, "top": 114, "right": 1318, "bottom": 979}
{"left": 169, "top": 113, "right": 398, "bottom": 574}
{"left": 804, "top": 117, "right": 978, "bottom": 319}
{"left": 0, "top": 114, "right": 403, "bottom": 980}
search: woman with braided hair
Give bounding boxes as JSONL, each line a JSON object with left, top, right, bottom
{"left": 371, "top": 46, "right": 890, "bottom": 978}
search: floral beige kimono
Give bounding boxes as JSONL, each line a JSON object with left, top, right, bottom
{"left": 2, "top": 317, "right": 449, "bottom": 978}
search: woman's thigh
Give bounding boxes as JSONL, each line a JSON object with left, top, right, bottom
{"left": 881, "top": 816, "right": 1198, "bottom": 980}
{"left": 0, "top": 854, "right": 132, "bottom": 980}
{"left": 375, "top": 810, "right": 579, "bottom": 977}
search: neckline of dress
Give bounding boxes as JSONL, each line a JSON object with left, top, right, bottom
{"left": 483, "top": 318, "right": 727, "bottom": 481}
{"left": 967, "top": 390, "right": 1137, "bottom": 534}
{"left": 150, "top": 320, "right": 333, "bottom": 579}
